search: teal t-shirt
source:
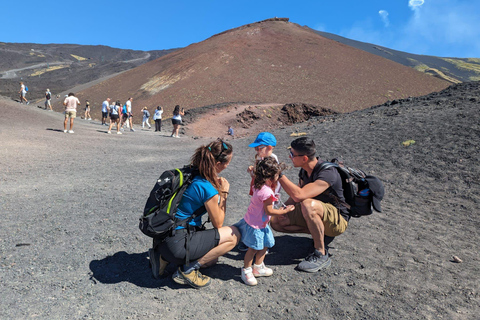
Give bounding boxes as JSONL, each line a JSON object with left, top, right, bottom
{"left": 175, "top": 176, "right": 218, "bottom": 229}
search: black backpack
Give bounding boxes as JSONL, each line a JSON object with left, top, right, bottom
{"left": 139, "top": 165, "right": 205, "bottom": 239}
{"left": 320, "top": 159, "right": 384, "bottom": 218}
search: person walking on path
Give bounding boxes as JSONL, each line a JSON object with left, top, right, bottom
{"left": 19, "top": 82, "right": 29, "bottom": 104}
{"left": 234, "top": 157, "right": 294, "bottom": 286}
{"left": 45, "top": 89, "right": 52, "bottom": 111}
{"left": 153, "top": 106, "right": 163, "bottom": 132}
{"left": 84, "top": 100, "right": 92, "bottom": 120}
{"left": 107, "top": 100, "right": 122, "bottom": 134}
{"left": 126, "top": 97, "right": 135, "bottom": 132}
{"left": 270, "top": 137, "right": 349, "bottom": 272}
{"left": 149, "top": 139, "right": 240, "bottom": 288}
{"left": 170, "top": 105, "right": 184, "bottom": 138}
{"left": 101, "top": 98, "right": 110, "bottom": 125}
{"left": 63, "top": 92, "right": 80, "bottom": 133}
{"left": 141, "top": 107, "right": 151, "bottom": 129}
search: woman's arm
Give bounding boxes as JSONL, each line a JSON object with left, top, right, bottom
{"left": 204, "top": 193, "right": 227, "bottom": 229}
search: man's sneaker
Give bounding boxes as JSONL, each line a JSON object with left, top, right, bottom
{"left": 107, "top": 131, "right": 112, "bottom": 134}
{"left": 297, "top": 251, "right": 331, "bottom": 273}
{"left": 117, "top": 131, "right": 122, "bottom": 135}
{"left": 26, "top": 102, "right": 30, "bottom": 105}
{"left": 238, "top": 242, "right": 249, "bottom": 252}
{"left": 148, "top": 248, "right": 169, "bottom": 279}
{"left": 172, "top": 269, "right": 187, "bottom": 285}
{"left": 178, "top": 268, "right": 211, "bottom": 288}
{"left": 253, "top": 263, "right": 273, "bottom": 277}
{"left": 241, "top": 267, "right": 258, "bottom": 286}
{"left": 68, "top": 130, "right": 74, "bottom": 134}
{"left": 64, "top": 130, "right": 68, "bottom": 133}
{"left": 130, "top": 128, "right": 135, "bottom": 132}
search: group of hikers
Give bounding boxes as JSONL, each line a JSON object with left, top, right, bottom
{"left": 148, "top": 132, "right": 351, "bottom": 288}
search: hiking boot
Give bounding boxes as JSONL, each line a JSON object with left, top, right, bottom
{"left": 253, "top": 263, "right": 273, "bottom": 277}
{"left": 237, "top": 242, "right": 249, "bottom": 252}
{"left": 241, "top": 267, "right": 257, "bottom": 286}
{"left": 148, "top": 248, "right": 169, "bottom": 279}
{"left": 178, "top": 268, "right": 211, "bottom": 288}
{"left": 172, "top": 269, "right": 187, "bottom": 285}
{"left": 297, "top": 251, "right": 331, "bottom": 273}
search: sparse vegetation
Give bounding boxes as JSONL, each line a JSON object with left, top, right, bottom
{"left": 70, "top": 54, "right": 88, "bottom": 61}
{"left": 30, "top": 65, "right": 69, "bottom": 77}
{"left": 442, "top": 58, "right": 480, "bottom": 74}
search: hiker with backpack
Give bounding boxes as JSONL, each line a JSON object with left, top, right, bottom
{"left": 19, "top": 82, "right": 29, "bottom": 104}
{"left": 141, "top": 107, "right": 151, "bottom": 129}
{"left": 45, "top": 89, "right": 52, "bottom": 111}
{"left": 270, "top": 137, "right": 350, "bottom": 272}
{"left": 148, "top": 139, "right": 240, "bottom": 288}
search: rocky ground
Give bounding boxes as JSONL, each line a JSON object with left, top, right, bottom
{"left": 0, "top": 82, "right": 479, "bottom": 319}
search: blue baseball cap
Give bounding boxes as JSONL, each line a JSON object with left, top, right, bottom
{"left": 249, "top": 132, "right": 277, "bottom": 147}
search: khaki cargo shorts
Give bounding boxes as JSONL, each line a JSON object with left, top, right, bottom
{"left": 286, "top": 201, "right": 348, "bottom": 237}
{"left": 65, "top": 111, "right": 76, "bottom": 118}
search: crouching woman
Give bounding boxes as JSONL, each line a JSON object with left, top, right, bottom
{"left": 150, "top": 139, "right": 240, "bottom": 288}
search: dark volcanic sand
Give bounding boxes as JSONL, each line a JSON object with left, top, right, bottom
{"left": 0, "top": 82, "right": 479, "bottom": 319}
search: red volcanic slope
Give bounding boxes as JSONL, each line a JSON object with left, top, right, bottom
{"left": 74, "top": 18, "right": 449, "bottom": 118}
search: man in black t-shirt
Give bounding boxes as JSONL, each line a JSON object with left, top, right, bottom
{"left": 271, "top": 137, "right": 349, "bottom": 272}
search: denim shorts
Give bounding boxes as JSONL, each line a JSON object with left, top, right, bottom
{"left": 234, "top": 218, "right": 275, "bottom": 251}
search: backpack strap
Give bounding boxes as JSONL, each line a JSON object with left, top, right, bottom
{"left": 318, "top": 161, "right": 352, "bottom": 210}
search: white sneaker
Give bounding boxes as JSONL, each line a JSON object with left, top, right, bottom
{"left": 117, "top": 131, "right": 122, "bottom": 135}
{"left": 175, "top": 135, "right": 180, "bottom": 138}
{"left": 241, "top": 267, "right": 257, "bottom": 286}
{"left": 107, "top": 131, "right": 112, "bottom": 134}
{"left": 253, "top": 262, "right": 273, "bottom": 277}
{"left": 64, "top": 130, "right": 67, "bottom": 133}
{"left": 68, "top": 130, "right": 74, "bottom": 134}
{"left": 130, "top": 128, "right": 135, "bottom": 132}
{"left": 88, "top": 118, "right": 92, "bottom": 120}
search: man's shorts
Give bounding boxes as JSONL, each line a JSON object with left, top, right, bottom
{"left": 286, "top": 201, "right": 348, "bottom": 237}
{"left": 159, "top": 228, "right": 220, "bottom": 265}
{"left": 65, "top": 111, "right": 76, "bottom": 118}
{"left": 45, "top": 100, "right": 51, "bottom": 107}
{"left": 102, "top": 111, "right": 108, "bottom": 118}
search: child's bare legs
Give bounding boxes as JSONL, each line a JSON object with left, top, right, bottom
{"left": 254, "top": 247, "right": 268, "bottom": 265}
{"left": 244, "top": 248, "right": 257, "bottom": 268}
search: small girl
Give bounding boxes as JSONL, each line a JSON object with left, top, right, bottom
{"left": 235, "top": 157, "right": 294, "bottom": 286}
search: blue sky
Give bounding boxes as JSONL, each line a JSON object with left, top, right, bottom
{"left": 2, "top": 0, "right": 479, "bottom": 58}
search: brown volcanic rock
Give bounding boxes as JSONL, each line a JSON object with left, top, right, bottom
{"left": 69, "top": 18, "right": 449, "bottom": 122}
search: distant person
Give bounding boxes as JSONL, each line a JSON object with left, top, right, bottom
{"left": 270, "top": 137, "right": 349, "bottom": 272}
{"left": 141, "top": 107, "right": 151, "bottom": 129}
{"left": 63, "top": 92, "right": 80, "bottom": 133}
{"left": 19, "top": 82, "right": 29, "bottom": 104}
{"left": 153, "top": 106, "right": 163, "bottom": 132}
{"left": 84, "top": 100, "right": 92, "bottom": 120}
{"left": 120, "top": 102, "right": 128, "bottom": 131}
{"left": 126, "top": 97, "right": 135, "bottom": 132}
{"left": 101, "top": 98, "right": 111, "bottom": 125}
{"left": 107, "top": 100, "right": 122, "bottom": 134}
{"left": 171, "top": 105, "right": 184, "bottom": 138}
{"left": 227, "top": 126, "right": 234, "bottom": 137}
{"left": 45, "top": 89, "right": 52, "bottom": 111}
{"left": 234, "top": 157, "right": 294, "bottom": 286}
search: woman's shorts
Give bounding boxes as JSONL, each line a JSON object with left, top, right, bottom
{"left": 159, "top": 228, "right": 220, "bottom": 265}
{"left": 171, "top": 119, "right": 182, "bottom": 125}
{"left": 110, "top": 114, "right": 119, "bottom": 121}
{"left": 286, "top": 202, "right": 348, "bottom": 237}
{"left": 234, "top": 218, "right": 275, "bottom": 250}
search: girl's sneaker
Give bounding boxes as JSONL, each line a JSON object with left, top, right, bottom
{"left": 241, "top": 267, "right": 257, "bottom": 286}
{"left": 253, "top": 262, "right": 273, "bottom": 277}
